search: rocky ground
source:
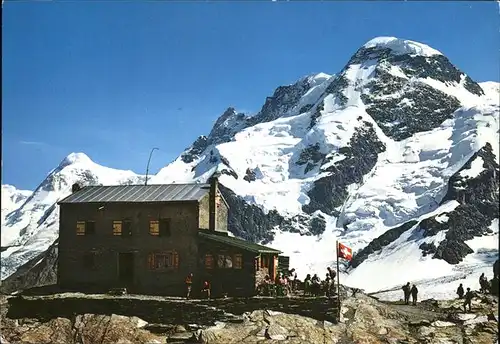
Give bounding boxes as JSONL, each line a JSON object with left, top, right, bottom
{"left": 0, "top": 289, "right": 498, "bottom": 344}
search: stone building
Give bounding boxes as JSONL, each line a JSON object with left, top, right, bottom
{"left": 57, "top": 177, "right": 282, "bottom": 297}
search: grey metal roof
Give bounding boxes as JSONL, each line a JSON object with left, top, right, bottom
{"left": 58, "top": 184, "right": 210, "bottom": 204}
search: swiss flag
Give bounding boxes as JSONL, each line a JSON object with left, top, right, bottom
{"left": 338, "top": 242, "right": 353, "bottom": 261}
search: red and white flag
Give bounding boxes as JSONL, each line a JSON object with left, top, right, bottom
{"left": 337, "top": 242, "right": 353, "bottom": 261}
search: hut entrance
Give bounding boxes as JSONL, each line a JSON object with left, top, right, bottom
{"left": 118, "top": 252, "right": 135, "bottom": 284}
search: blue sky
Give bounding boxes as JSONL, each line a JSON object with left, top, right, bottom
{"left": 2, "top": 1, "right": 499, "bottom": 190}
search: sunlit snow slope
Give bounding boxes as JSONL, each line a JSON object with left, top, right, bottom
{"left": 1, "top": 185, "right": 32, "bottom": 222}
{"left": 2, "top": 37, "right": 499, "bottom": 300}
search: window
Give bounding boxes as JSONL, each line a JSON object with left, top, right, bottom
{"left": 150, "top": 219, "right": 171, "bottom": 237}
{"left": 123, "top": 220, "right": 132, "bottom": 236}
{"left": 113, "top": 220, "right": 132, "bottom": 236}
{"left": 149, "top": 220, "right": 159, "bottom": 236}
{"left": 86, "top": 221, "right": 96, "bottom": 235}
{"left": 83, "top": 252, "right": 97, "bottom": 269}
{"left": 205, "top": 254, "right": 214, "bottom": 269}
{"left": 217, "top": 254, "right": 233, "bottom": 268}
{"left": 113, "top": 221, "right": 122, "bottom": 236}
{"left": 159, "top": 219, "right": 171, "bottom": 237}
{"left": 234, "top": 254, "right": 243, "bottom": 269}
{"left": 76, "top": 221, "right": 86, "bottom": 236}
{"left": 76, "top": 221, "right": 95, "bottom": 235}
{"left": 147, "top": 251, "right": 179, "bottom": 270}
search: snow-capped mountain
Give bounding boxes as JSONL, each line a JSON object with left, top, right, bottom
{"left": 1, "top": 185, "right": 32, "bottom": 223}
{"left": 2, "top": 37, "right": 499, "bottom": 300}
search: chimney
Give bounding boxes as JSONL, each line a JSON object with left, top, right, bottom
{"left": 72, "top": 183, "right": 81, "bottom": 193}
{"left": 208, "top": 174, "right": 219, "bottom": 231}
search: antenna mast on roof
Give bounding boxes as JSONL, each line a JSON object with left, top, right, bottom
{"left": 144, "top": 147, "right": 159, "bottom": 186}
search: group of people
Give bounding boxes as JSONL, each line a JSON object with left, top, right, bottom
{"left": 257, "top": 268, "right": 299, "bottom": 296}
{"left": 258, "top": 273, "right": 293, "bottom": 296}
{"left": 303, "top": 267, "right": 337, "bottom": 297}
{"left": 257, "top": 266, "right": 339, "bottom": 298}
{"left": 401, "top": 271, "right": 496, "bottom": 313}
{"left": 455, "top": 283, "right": 475, "bottom": 312}
{"left": 401, "top": 282, "right": 419, "bottom": 305}
{"left": 455, "top": 272, "right": 497, "bottom": 313}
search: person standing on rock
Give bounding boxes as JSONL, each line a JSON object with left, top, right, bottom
{"left": 479, "top": 273, "right": 487, "bottom": 293}
{"left": 402, "top": 282, "right": 411, "bottom": 305}
{"left": 463, "top": 287, "right": 474, "bottom": 313}
{"left": 456, "top": 283, "right": 464, "bottom": 299}
{"left": 410, "top": 285, "right": 418, "bottom": 306}
{"left": 185, "top": 273, "right": 193, "bottom": 299}
{"left": 293, "top": 272, "right": 298, "bottom": 293}
{"left": 327, "top": 267, "right": 336, "bottom": 280}
{"left": 201, "top": 280, "right": 211, "bottom": 299}
{"left": 323, "top": 275, "right": 331, "bottom": 297}
{"left": 494, "top": 259, "right": 499, "bottom": 280}
{"left": 327, "top": 267, "right": 336, "bottom": 293}
{"left": 304, "top": 274, "right": 312, "bottom": 296}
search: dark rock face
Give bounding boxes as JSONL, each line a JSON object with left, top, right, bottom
{"left": 1, "top": 240, "right": 58, "bottom": 294}
{"left": 341, "top": 45, "right": 483, "bottom": 141}
{"left": 296, "top": 143, "right": 326, "bottom": 174}
{"left": 190, "top": 149, "right": 239, "bottom": 180}
{"left": 349, "top": 220, "right": 418, "bottom": 268}
{"left": 181, "top": 136, "right": 208, "bottom": 163}
{"left": 347, "top": 46, "right": 483, "bottom": 95}
{"left": 419, "top": 217, "right": 448, "bottom": 238}
{"left": 249, "top": 78, "right": 313, "bottom": 125}
{"left": 307, "top": 214, "right": 327, "bottom": 236}
{"left": 181, "top": 108, "right": 249, "bottom": 164}
{"left": 361, "top": 75, "right": 461, "bottom": 141}
{"left": 243, "top": 168, "right": 257, "bottom": 182}
{"left": 278, "top": 213, "right": 327, "bottom": 236}
{"left": 209, "top": 108, "right": 248, "bottom": 144}
{"left": 303, "top": 122, "right": 386, "bottom": 215}
{"left": 441, "top": 143, "right": 499, "bottom": 206}
{"left": 298, "top": 103, "right": 314, "bottom": 114}
{"left": 419, "top": 242, "right": 437, "bottom": 257}
{"left": 220, "top": 179, "right": 329, "bottom": 241}
{"left": 323, "top": 75, "right": 349, "bottom": 106}
{"left": 429, "top": 204, "right": 495, "bottom": 264}
{"left": 220, "top": 168, "right": 238, "bottom": 180}
{"left": 418, "top": 143, "right": 499, "bottom": 264}
{"left": 218, "top": 185, "right": 284, "bottom": 244}
{"left": 309, "top": 102, "right": 324, "bottom": 129}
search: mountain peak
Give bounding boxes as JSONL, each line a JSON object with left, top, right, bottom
{"left": 59, "top": 152, "right": 93, "bottom": 168}
{"left": 363, "top": 36, "right": 442, "bottom": 57}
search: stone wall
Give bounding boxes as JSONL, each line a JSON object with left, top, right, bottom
{"left": 6, "top": 294, "right": 340, "bottom": 326}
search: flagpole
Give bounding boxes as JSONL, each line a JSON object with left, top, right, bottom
{"left": 336, "top": 240, "right": 340, "bottom": 319}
